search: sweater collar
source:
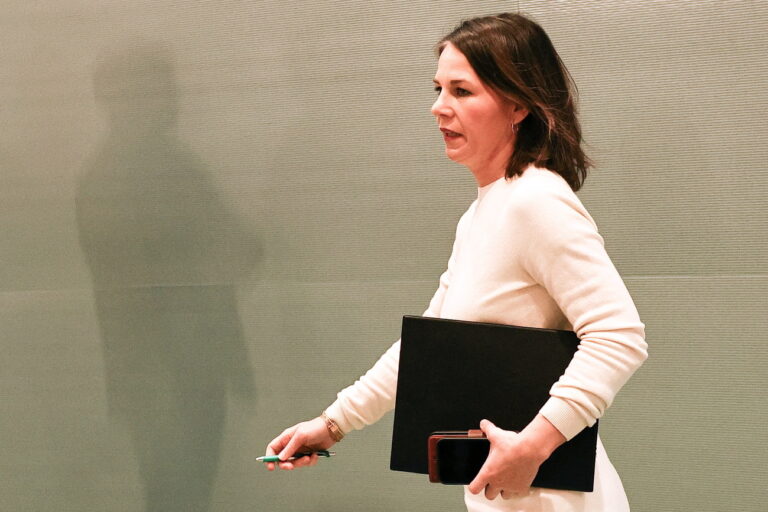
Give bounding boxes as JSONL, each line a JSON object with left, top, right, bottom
{"left": 477, "top": 175, "right": 505, "bottom": 201}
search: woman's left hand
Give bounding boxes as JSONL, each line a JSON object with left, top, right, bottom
{"left": 468, "top": 416, "right": 566, "bottom": 500}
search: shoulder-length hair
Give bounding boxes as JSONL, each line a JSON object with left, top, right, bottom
{"left": 439, "top": 13, "right": 591, "bottom": 191}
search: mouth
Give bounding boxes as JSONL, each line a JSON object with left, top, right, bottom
{"left": 440, "top": 128, "right": 463, "bottom": 138}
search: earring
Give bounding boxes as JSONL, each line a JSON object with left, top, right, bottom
{"left": 511, "top": 121, "right": 518, "bottom": 135}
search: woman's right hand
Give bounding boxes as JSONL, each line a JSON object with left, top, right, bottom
{"left": 264, "top": 416, "right": 337, "bottom": 471}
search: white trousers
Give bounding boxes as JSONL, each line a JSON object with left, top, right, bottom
{"left": 464, "top": 437, "right": 630, "bottom": 512}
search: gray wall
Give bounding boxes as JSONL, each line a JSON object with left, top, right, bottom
{"left": 1, "top": 1, "right": 765, "bottom": 511}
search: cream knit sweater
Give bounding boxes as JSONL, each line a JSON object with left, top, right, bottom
{"left": 325, "top": 166, "right": 647, "bottom": 442}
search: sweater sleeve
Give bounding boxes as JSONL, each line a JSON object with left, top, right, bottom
{"left": 514, "top": 176, "right": 648, "bottom": 440}
{"left": 324, "top": 207, "right": 473, "bottom": 434}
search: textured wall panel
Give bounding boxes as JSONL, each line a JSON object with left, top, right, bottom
{"left": 1, "top": 1, "right": 766, "bottom": 511}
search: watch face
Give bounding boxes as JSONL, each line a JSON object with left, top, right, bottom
{"left": 323, "top": 413, "right": 344, "bottom": 441}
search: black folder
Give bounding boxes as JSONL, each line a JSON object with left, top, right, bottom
{"left": 390, "top": 315, "right": 597, "bottom": 492}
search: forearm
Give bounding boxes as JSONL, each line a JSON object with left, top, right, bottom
{"left": 518, "top": 414, "right": 567, "bottom": 462}
{"left": 325, "top": 339, "right": 401, "bottom": 433}
{"left": 325, "top": 209, "right": 471, "bottom": 433}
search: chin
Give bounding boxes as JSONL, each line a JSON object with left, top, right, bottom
{"left": 445, "top": 147, "right": 467, "bottom": 164}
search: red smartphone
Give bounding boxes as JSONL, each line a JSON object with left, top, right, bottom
{"left": 427, "top": 430, "right": 490, "bottom": 484}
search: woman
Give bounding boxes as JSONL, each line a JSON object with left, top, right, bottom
{"left": 264, "top": 13, "right": 647, "bottom": 512}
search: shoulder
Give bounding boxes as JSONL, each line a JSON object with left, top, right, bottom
{"left": 504, "top": 166, "right": 580, "bottom": 206}
{"left": 455, "top": 199, "right": 478, "bottom": 237}
{"left": 497, "top": 166, "right": 596, "bottom": 229}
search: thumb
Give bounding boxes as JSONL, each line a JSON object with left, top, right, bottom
{"left": 479, "top": 419, "right": 500, "bottom": 440}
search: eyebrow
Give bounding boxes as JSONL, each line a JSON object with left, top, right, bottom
{"left": 432, "top": 78, "right": 472, "bottom": 85}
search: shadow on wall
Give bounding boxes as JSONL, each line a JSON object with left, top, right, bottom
{"left": 75, "top": 42, "right": 260, "bottom": 512}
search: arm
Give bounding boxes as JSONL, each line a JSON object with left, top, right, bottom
{"left": 263, "top": 260, "right": 454, "bottom": 471}
{"left": 471, "top": 173, "right": 647, "bottom": 496}
{"left": 263, "top": 206, "right": 473, "bottom": 468}
{"left": 324, "top": 207, "right": 472, "bottom": 433}
{"left": 518, "top": 179, "right": 648, "bottom": 440}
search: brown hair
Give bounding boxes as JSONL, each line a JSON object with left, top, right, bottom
{"left": 439, "top": 13, "right": 591, "bottom": 191}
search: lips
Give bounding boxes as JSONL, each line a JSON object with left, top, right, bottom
{"left": 440, "top": 128, "right": 462, "bottom": 137}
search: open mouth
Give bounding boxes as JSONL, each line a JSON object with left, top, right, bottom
{"left": 441, "top": 128, "right": 462, "bottom": 137}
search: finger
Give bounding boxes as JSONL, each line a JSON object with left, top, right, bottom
{"left": 278, "top": 429, "right": 306, "bottom": 461}
{"left": 278, "top": 460, "right": 295, "bottom": 470}
{"left": 265, "top": 431, "right": 292, "bottom": 470}
{"left": 265, "top": 441, "right": 278, "bottom": 456}
{"left": 484, "top": 484, "right": 500, "bottom": 501}
{"left": 467, "top": 470, "right": 488, "bottom": 495}
{"left": 267, "top": 427, "right": 296, "bottom": 456}
{"left": 296, "top": 452, "right": 321, "bottom": 468}
{"left": 292, "top": 455, "right": 312, "bottom": 468}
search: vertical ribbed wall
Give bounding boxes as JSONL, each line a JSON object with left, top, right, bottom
{"left": 1, "top": 1, "right": 765, "bottom": 510}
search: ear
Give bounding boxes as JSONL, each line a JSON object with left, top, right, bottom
{"left": 510, "top": 102, "right": 529, "bottom": 125}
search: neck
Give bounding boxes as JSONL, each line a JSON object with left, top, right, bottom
{"left": 472, "top": 168, "right": 505, "bottom": 187}
{"left": 468, "top": 151, "right": 512, "bottom": 188}
{"left": 467, "top": 137, "right": 515, "bottom": 187}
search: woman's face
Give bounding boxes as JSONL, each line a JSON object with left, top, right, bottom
{"left": 431, "top": 43, "right": 522, "bottom": 181}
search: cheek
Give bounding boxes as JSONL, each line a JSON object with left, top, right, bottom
{"left": 462, "top": 103, "right": 509, "bottom": 141}
{"left": 473, "top": 113, "right": 509, "bottom": 143}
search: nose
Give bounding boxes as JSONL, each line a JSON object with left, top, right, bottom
{"left": 431, "top": 91, "right": 451, "bottom": 119}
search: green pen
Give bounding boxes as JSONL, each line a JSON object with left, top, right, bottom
{"left": 257, "top": 450, "right": 335, "bottom": 462}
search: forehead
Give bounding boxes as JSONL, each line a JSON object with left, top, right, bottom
{"left": 434, "top": 42, "right": 480, "bottom": 82}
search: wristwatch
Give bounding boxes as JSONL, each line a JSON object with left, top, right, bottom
{"left": 321, "top": 411, "right": 345, "bottom": 442}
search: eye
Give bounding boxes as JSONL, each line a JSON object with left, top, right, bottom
{"left": 434, "top": 86, "right": 442, "bottom": 94}
{"left": 456, "top": 87, "right": 471, "bottom": 97}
